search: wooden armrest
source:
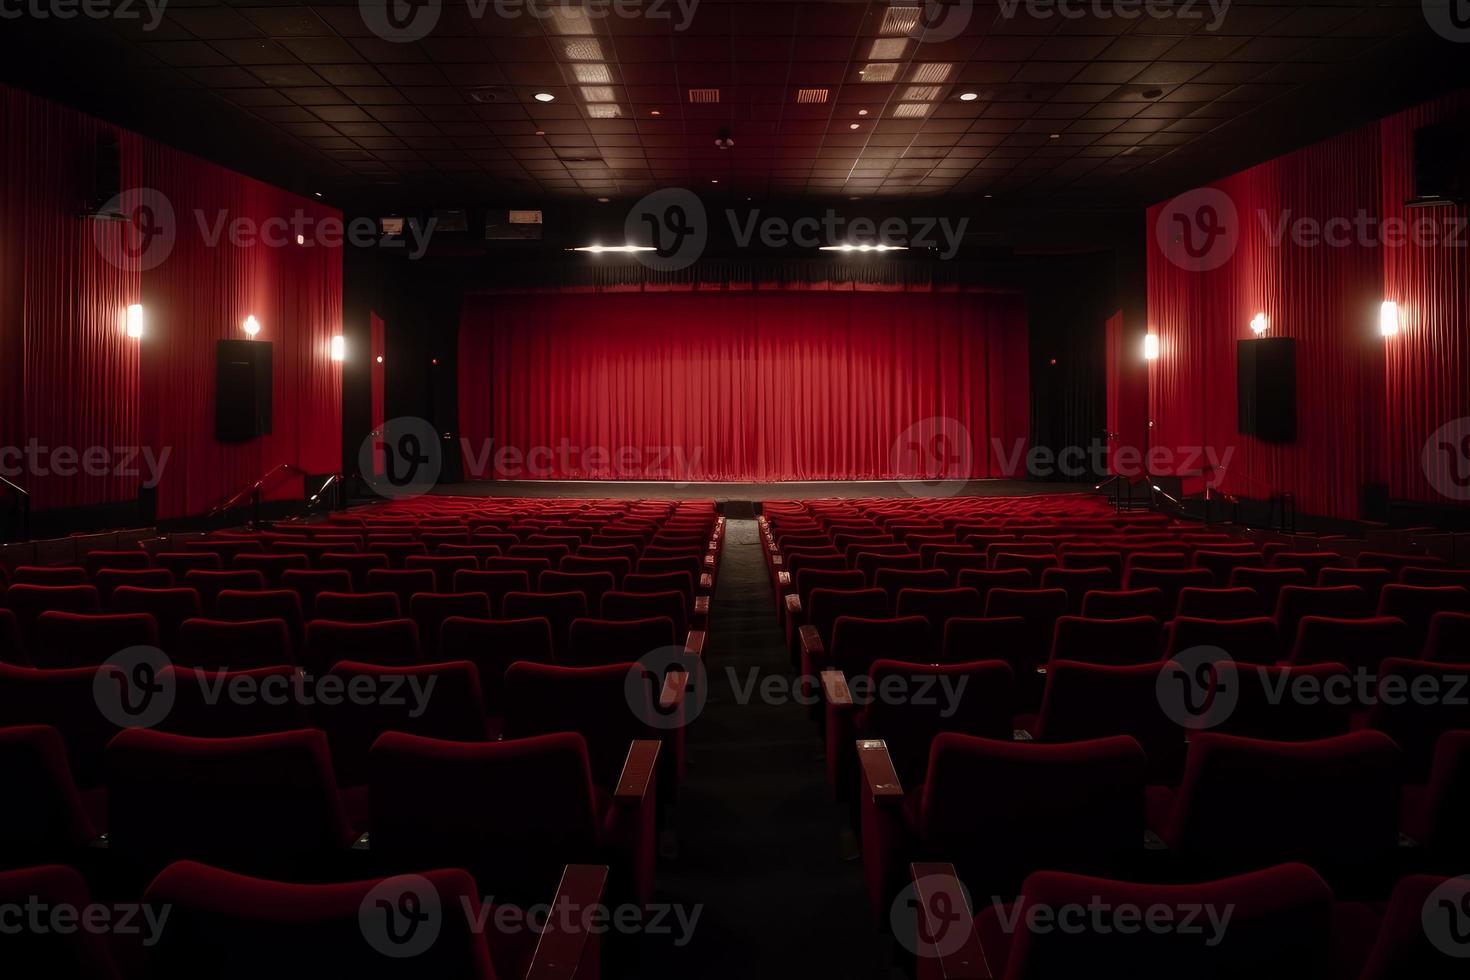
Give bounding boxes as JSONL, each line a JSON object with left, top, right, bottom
{"left": 777, "top": 570, "right": 791, "bottom": 587}
{"left": 1012, "top": 729, "right": 1034, "bottom": 741}
{"left": 614, "top": 739, "right": 661, "bottom": 804}
{"left": 659, "top": 670, "right": 688, "bottom": 711}
{"left": 693, "top": 595, "right": 710, "bottom": 616}
{"left": 857, "top": 738, "right": 904, "bottom": 806}
{"left": 523, "top": 864, "right": 610, "bottom": 980}
{"left": 821, "top": 669, "right": 853, "bottom": 707}
{"left": 799, "top": 624, "right": 823, "bottom": 662}
{"left": 704, "top": 552, "right": 716, "bottom": 566}
{"left": 684, "top": 630, "right": 706, "bottom": 656}
{"left": 699, "top": 572, "right": 713, "bottom": 591}
{"left": 784, "top": 593, "right": 802, "bottom": 617}
{"left": 771, "top": 554, "right": 783, "bottom": 566}
{"left": 909, "top": 863, "right": 991, "bottom": 980}
{"left": 350, "top": 832, "right": 370, "bottom": 851}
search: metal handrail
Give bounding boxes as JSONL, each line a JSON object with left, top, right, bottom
{"left": 0, "top": 475, "right": 30, "bottom": 542}
{"left": 206, "top": 463, "right": 310, "bottom": 520}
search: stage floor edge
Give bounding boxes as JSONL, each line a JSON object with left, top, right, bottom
{"left": 428, "top": 479, "right": 1090, "bottom": 502}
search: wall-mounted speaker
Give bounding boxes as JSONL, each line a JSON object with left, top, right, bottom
{"left": 1237, "top": 338, "right": 1296, "bottom": 444}
{"left": 216, "top": 340, "right": 273, "bottom": 442}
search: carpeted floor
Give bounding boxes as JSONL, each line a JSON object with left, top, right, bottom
{"left": 634, "top": 517, "right": 896, "bottom": 978}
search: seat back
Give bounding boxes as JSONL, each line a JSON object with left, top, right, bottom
{"left": 175, "top": 618, "right": 293, "bottom": 671}
{"left": 865, "top": 659, "right": 1014, "bottom": 786}
{"left": 111, "top": 587, "right": 201, "bottom": 651}
{"left": 538, "top": 570, "right": 617, "bottom": 615}
{"left": 501, "top": 662, "right": 652, "bottom": 790}
{"left": 874, "top": 569, "right": 950, "bottom": 614}
{"left": 404, "top": 555, "right": 478, "bottom": 593}
{"left": 318, "top": 552, "right": 390, "bottom": 591}
{"left": 32, "top": 612, "right": 158, "bottom": 668}
{"left": 312, "top": 592, "right": 401, "bottom": 623}
{"left": 1367, "top": 658, "right": 1470, "bottom": 781}
{"left": 105, "top": 728, "right": 353, "bottom": 879}
{"left": 894, "top": 588, "right": 985, "bottom": 656}
{"left": 408, "top": 592, "right": 491, "bottom": 657}
{"left": 1273, "top": 586, "right": 1369, "bottom": 650}
{"left": 829, "top": 616, "right": 930, "bottom": 676}
{"left": 1228, "top": 567, "right": 1308, "bottom": 617}
{"left": 0, "top": 864, "right": 122, "bottom": 979}
{"left": 364, "top": 568, "right": 436, "bottom": 615}
{"left": 1424, "top": 611, "right": 1470, "bottom": 662}
{"left": 807, "top": 588, "right": 888, "bottom": 646}
{"left": 437, "top": 617, "right": 555, "bottom": 715}
{"left": 1377, "top": 585, "right": 1470, "bottom": 652}
{"left": 567, "top": 616, "right": 677, "bottom": 667}
{"left": 1289, "top": 615, "right": 1408, "bottom": 672}
{"left": 940, "top": 617, "right": 1031, "bottom": 673}
{"left": 1036, "top": 661, "right": 1184, "bottom": 779}
{"left": 0, "top": 725, "right": 97, "bottom": 867}
{"left": 601, "top": 590, "right": 687, "bottom": 636}
{"left": 1209, "top": 662, "right": 1355, "bottom": 743}
{"left": 215, "top": 590, "right": 304, "bottom": 651}
{"left": 1175, "top": 587, "right": 1262, "bottom": 620}
{"left": 502, "top": 591, "right": 588, "bottom": 659}
{"left": 303, "top": 619, "right": 420, "bottom": 674}
{"left": 182, "top": 570, "right": 265, "bottom": 613}
{"left": 1165, "top": 616, "right": 1280, "bottom": 665}
{"left": 158, "top": 665, "right": 309, "bottom": 738}
{"left": 1080, "top": 588, "right": 1169, "bottom": 621}
{"left": 1040, "top": 566, "right": 1120, "bottom": 614}
{"left": 1049, "top": 615, "right": 1163, "bottom": 667}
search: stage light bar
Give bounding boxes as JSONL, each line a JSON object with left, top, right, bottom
{"left": 818, "top": 244, "right": 908, "bottom": 252}
{"left": 572, "top": 245, "right": 658, "bottom": 253}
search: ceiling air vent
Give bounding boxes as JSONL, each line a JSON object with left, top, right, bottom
{"left": 796, "top": 88, "right": 829, "bottom": 104}
{"left": 688, "top": 88, "right": 720, "bottom": 103}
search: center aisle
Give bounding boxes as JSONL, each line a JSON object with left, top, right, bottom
{"left": 640, "top": 518, "right": 890, "bottom": 979}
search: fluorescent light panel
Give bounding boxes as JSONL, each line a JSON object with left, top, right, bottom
{"left": 892, "top": 103, "right": 932, "bottom": 118}
{"left": 902, "top": 85, "right": 942, "bottom": 101}
{"left": 580, "top": 86, "right": 616, "bottom": 102}
{"left": 573, "top": 63, "right": 612, "bottom": 84}
{"left": 911, "top": 62, "right": 952, "bottom": 83}
{"left": 586, "top": 104, "right": 622, "bottom": 118}
{"left": 563, "top": 38, "right": 603, "bottom": 60}
{"left": 868, "top": 38, "right": 907, "bottom": 60}
{"left": 859, "top": 63, "right": 899, "bottom": 82}
{"left": 796, "top": 88, "right": 829, "bottom": 104}
{"left": 880, "top": 5, "right": 922, "bottom": 36}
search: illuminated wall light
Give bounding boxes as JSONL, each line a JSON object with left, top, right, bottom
{"left": 330, "top": 335, "right": 345, "bottom": 361}
{"left": 1250, "top": 312, "right": 1268, "bottom": 336}
{"left": 243, "top": 314, "right": 261, "bottom": 338}
{"left": 375, "top": 355, "right": 384, "bottom": 364}
{"left": 126, "top": 304, "right": 144, "bottom": 339}
{"left": 1379, "top": 301, "right": 1400, "bottom": 337}
{"left": 1143, "top": 334, "right": 1160, "bottom": 360}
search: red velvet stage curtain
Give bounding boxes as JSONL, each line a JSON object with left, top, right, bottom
{"left": 0, "top": 85, "right": 342, "bottom": 519}
{"left": 1104, "top": 310, "right": 1148, "bottom": 476}
{"left": 458, "top": 289, "right": 1029, "bottom": 482}
{"left": 1145, "top": 91, "right": 1469, "bottom": 519}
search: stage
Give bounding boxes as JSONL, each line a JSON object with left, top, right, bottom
{"left": 428, "top": 478, "right": 1088, "bottom": 503}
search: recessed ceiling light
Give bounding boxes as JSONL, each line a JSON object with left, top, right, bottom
{"left": 535, "top": 130, "right": 546, "bottom": 136}
{"left": 892, "top": 103, "right": 932, "bottom": 118}
{"left": 868, "top": 38, "right": 907, "bottom": 60}
{"left": 849, "top": 123, "right": 861, "bottom": 130}
{"left": 959, "top": 92, "right": 979, "bottom": 102}
{"left": 596, "top": 197, "right": 610, "bottom": 203}
{"left": 818, "top": 244, "right": 908, "bottom": 252}
{"left": 573, "top": 64, "right": 612, "bottom": 84}
{"left": 858, "top": 109, "right": 869, "bottom": 116}
{"left": 859, "top": 63, "right": 899, "bottom": 83}
{"left": 880, "top": 5, "right": 923, "bottom": 36}
{"left": 1049, "top": 133, "right": 1061, "bottom": 139}
{"left": 651, "top": 110, "right": 661, "bottom": 116}
{"left": 911, "top": 63, "right": 952, "bottom": 83}
{"left": 533, "top": 92, "right": 555, "bottom": 103}
{"left": 710, "top": 178, "right": 719, "bottom": 183}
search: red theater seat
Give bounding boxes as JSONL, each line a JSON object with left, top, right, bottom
{"left": 157, "top": 665, "right": 308, "bottom": 738}
{"left": 1175, "top": 586, "right": 1262, "bottom": 620}
{"left": 1288, "top": 615, "right": 1409, "bottom": 672}
{"left": 364, "top": 568, "right": 436, "bottom": 616}
{"left": 1033, "top": 660, "right": 1184, "bottom": 780}
{"left": 940, "top": 616, "right": 1031, "bottom": 672}
{"left": 1165, "top": 616, "right": 1280, "bottom": 664}
{"left": 154, "top": 552, "right": 223, "bottom": 577}
{"left": 503, "top": 591, "right": 588, "bottom": 660}
{"left": 1123, "top": 567, "right": 1213, "bottom": 611}
{"left": 366, "top": 541, "right": 429, "bottom": 568}
{"left": 109, "top": 586, "right": 200, "bottom": 651}
{"left": 94, "top": 567, "right": 173, "bottom": 603}
{"left": 303, "top": 619, "right": 420, "bottom": 673}
{"left": 538, "top": 570, "right": 616, "bottom": 614}
{"left": 601, "top": 589, "right": 687, "bottom": 637}
{"left": 312, "top": 591, "right": 400, "bottom": 623}
{"left": 1270, "top": 551, "right": 1348, "bottom": 578}
{"left": 1398, "top": 731, "right": 1470, "bottom": 870}
{"left": 1041, "top": 566, "right": 1120, "bottom": 614}
{"left": 1367, "top": 658, "right": 1470, "bottom": 781}
{"left": 827, "top": 615, "right": 930, "bottom": 678}
{"left": 873, "top": 568, "right": 950, "bottom": 614}
{"left": 318, "top": 552, "right": 390, "bottom": 590}
{"left": 0, "top": 664, "right": 119, "bottom": 787}
{"left": 1273, "top": 585, "right": 1369, "bottom": 650}
{"left": 404, "top": 554, "right": 478, "bottom": 592}
{"left": 1376, "top": 584, "right": 1470, "bottom": 653}
{"left": 453, "top": 569, "right": 530, "bottom": 617}
{"left": 183, "top": 570, "right": 265, "bottom": 612}
{"left": 894, "top": 588, "right": 984, "bottom": 655}
{"left": 1318, "top": 565, "right": 1394, "bottom": 602}
{"left": 105, "top": 728, "right": 356, "bottom": 881}
{"left": 13, "top": 565, "right": 88, "bottom": 586}
{"left": 0, "top": 724, "right": 100, "bottom": 869}
{"left": 1424, "top": 611, "right": 1470, "bottom": 661}
{"left": 232, "top": 553, "right": 309, "bottom": 587}
{"left": 1080, "top": 587, "right": 1170, "bottom": 621}
{"left": 1357, "top": 873, "right": 1470, "bottom": 980}
{"left": 566, "top": 616, "right": 676, "bottom": 667}
{"left": 32, "top": 611, "right": 159, "bottom": 669}
{"left": 176, "top": 617, "right": 293, "bottom": 671}
{"left": 438, "top": 616, "right": 555, "bottom": 715}
{"left": 1208, "top": 661, "right": 1354, "bottom": 742}
{"left": 1049, "top": 615, "right": 1163, "bottom": 667}
{"left": 408, "top": 592, "right": 491, "bottom": 657}
{"left": 0, "top": 864, "right": 121, "bottom": 979}
{"left": 279, "top": 569, "right": 352, "bottom": 619}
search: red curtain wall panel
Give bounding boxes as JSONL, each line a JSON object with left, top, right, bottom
{"left": 457, "top": 290, "right": 1028, "bottom": 482}
{"left": 0, "top": 86, "right": 342, "bottom": 518}
{"left": 1145, "top": 91, "right": 1469, "bottom": 519}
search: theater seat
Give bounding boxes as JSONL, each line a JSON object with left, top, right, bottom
{"left": 0, "top": 864, "right": 122, "bottom": 980}
{"left": 1165, "top": 616, "right": 1280, "bottom": 665}
{"left": 1424, "top": 611, "right": 1470, "bottom": 661}
{"left": 1367, "top": 658, "right": 1470, "bottom": 781}
{"left": 183, "top": 570, "right": 265, "bottom": 613}
{"left": 502, "top": 591, "right": 588, "bottom": 660}
{"left": 1033, "top": 660, "right": 1185, "bottom": 781}
{"left": 214, "top": 589, "right": 305, "bottom": 652}
{"left": 961, "top": 863, "right": 1334, "bottom": 980}
{"left": 364, "top": 568, "right": 436, "bottom": 616}
{"left": 1175, "top": 586, "right": 1262, "bottom": 620}
{"left": 2, "top": 584, "right": 102, "bottom": 650}
{"left": 1288, "top": 615, "right": 1409, "bottom": 672}
{"left": 32, "top": 611, "right": 159, "bottom": 668}
{"left": 408, "top": 592, "right": 491, "bottom": 658}
{"left": 601, "top": 590, "right": 687, "bottom": 637}
{"left": 1208, "top": 661, "right": 1354, "bottom": 742}
{"left": 109, "top": 586, "right": 200, "bottom": 652}
{"left": 94, "top": 567, "right": 173, "bottom": 603}
{"left": 1357, "top": 873, "right": 1470, "bottom": 980}
{"left": 303, "top": 619, "right": 420, "bottom": 674}
{"left": 1398, "top": 731, "right": 1470, "bottom": 871}
{"left": 538, "top": 570, "right": 616, "bottom": 615}
{"left": 0, "top": 664, "right": 119, "bottom": 787}
{"left": 1228, "top": 567, "right": 1309, "bottom": 615}
{"left": 404, "top": 554, "right": 478, "bottom": 592}
{"left": 452, "top": 569, "right": 530, "bottom": 618}
{"left": 176, "top": 618, "right": 293, "bottom": 671}
{"left": 1040, "top": 566, "right": 1120, "bottom": 614}
{"left": 0, "top": 724, "right": 100, "bottom": 869}
{"left": 894, "top": 587, "right": 984, "bottom": 657}
{"left": 105, "top": 728, "right": 356, "bottom": 881}
{"left": 1081, "top": 588, "right": 1170, "bottom": 621}
{"left": 232, "top": 553, "right": 309, "bottom": 587}
{"left": 311, "top": 591, "right": 400, "bottom": 623}
{"left": 438, "top": 617, "right": 555, "bottom": 716}
{"left": 12, "top": 566, "right": 88, "bottom": 586}
{"left": 142, "top": 861, "right": 537, "bottom": 980}
{"left": 157, "top": 665, "right": 309, "bottom": 738}
{"left": 1049, "top": 615, "right": 1162, "bottom": 667}
{"left": 318, "top": 552, "right": 390, "bottom": 591}
{"left": 827, "top": 615, "right": 930, "bottom": 678}
{"left": 1273, "top": 586, "right": 1369, "bottom": 651}
{"left": 565, "top": 616, "right": 677, "bottom": 667}
{"left": 1376, "top": 584, "right": 1470, "bottom": 653}
{"left": 940, "top": 617, "right": 1031, "bottom": 673}
{"left": 368, "top": 731, "right": 643, "bottom": 912}
{"left": 318, "top": 660, "right": 489, "bottom": 786}
{"left": 278, "top": 569, "right": 352, "bottom": 619}
{"left": 1156, "top": 731, "right": 1400, "bottom": 891}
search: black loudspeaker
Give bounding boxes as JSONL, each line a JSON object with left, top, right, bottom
{"left": 1362, "top": 482, "right": 1390, "bottom": 523}
{"left": 215, "top": 340, "right": 273, "bottom": 441}
{"left": 1237, "top": 338, "right": 1296, "bottom": 444}
{"left": 88, "top": 132, "right": 122, "bottom": 215}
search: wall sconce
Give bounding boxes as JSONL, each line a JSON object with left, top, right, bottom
{"left": 330, "top": 336, "right": 345, "bottom": 361}
{"left": 1143, "top": 334, "right": 1160, "bottom": 361}
{"left": 243, "top": 315, "right": 261, "bottom": 338}
{"left": 1379, "top": 301, "right": 1400, "bottom": 337}
{"left": 1250, "top": 313, "right": 1268, "bottom": 336}
{"left": 126, "top": 304, "right": 144, "bottom": 339}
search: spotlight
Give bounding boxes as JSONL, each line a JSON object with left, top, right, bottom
{"left": 126, "top": 304, "right": 144, "bottom": 339}
{"left": 1144, "top": 334, "right": 1160, "bottom": 360}
{"left": 330, "top": 336, "right": 345, "bottom": 361}
{"left": 243, "top": 315, "right": 261, "bottom": 338}
{"left": 1250, "top": 313, "right": 1268, "bottom": 336}
{"left": 1379, "top": 301, "right": 1400, "bottom": 337}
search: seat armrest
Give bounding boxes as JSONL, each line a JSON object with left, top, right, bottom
{"left": 659, "top": 669, "right": 688, "bottom": 711}
{"left": 857, "top": 739, "right": 904, "bottom": 808}
{"left": 614, "top": 739, "right": 661, "bottom": 805}
{"left": 799, "top": 624, "right": 824, "bottom": 663}
{"left": 693, "top": 595, "right": 710, "bottom": 616}
{"left": 777, "top": 570, "right": 791, "bottom": 588}
{"left": 821, "top": 669, "right": 853, "bottom": 708}
{"left": 523, "top": 864, "right": 610, "bottom": 980}
{"left": 699, "top": 573, "right": 713, "bottom": 591}
{"left": 770, "top": 554, "right": 783, "bottom": 566}
{"left": 909, "top": 863, "right": 993, "bottom": 980}
{"left": 684, "top": 630, "right": 706, "bottom": 657}
{"left": 824, "top": 671, "right": 859, "bottom": 797}
{"left": 784, "top": 593, "right": 802, "bottom": 618}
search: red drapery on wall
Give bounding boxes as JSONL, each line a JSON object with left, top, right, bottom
{"left": 1104, "top": 310, "right": 1148, "bottom": 477}
{"left": 1144, "top": 91, "right": 1469, "bottom": 519}
{"left": 0, "top": 86, "right": 342, "bottom": 519}
{"left": 458, "top": 289, "right": 1029, "bottom": 482}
